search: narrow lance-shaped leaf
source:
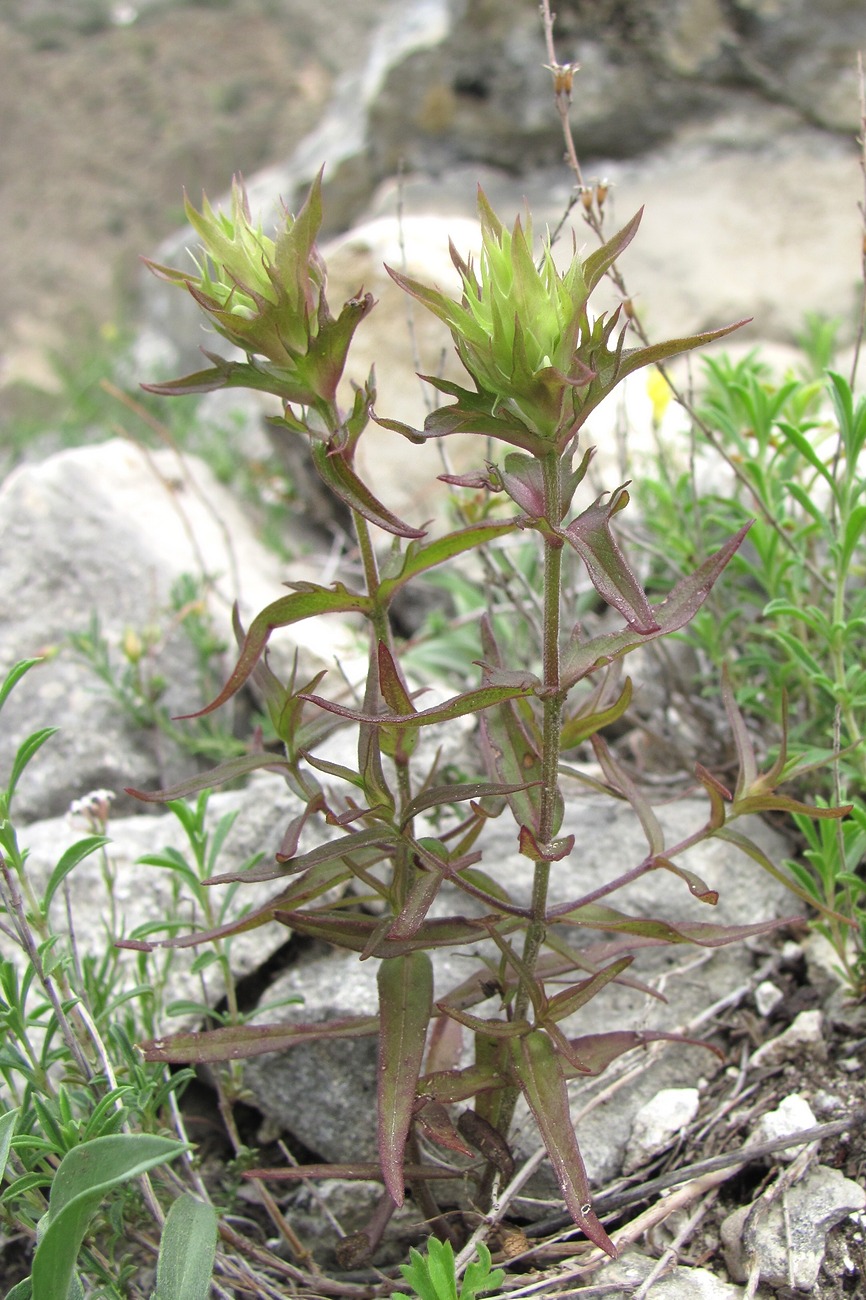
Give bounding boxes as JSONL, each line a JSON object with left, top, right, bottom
{"left": 560, "top": 676, "right": 633, "bottom": 751}
{"left": 562, "top": 524, "right": 751, "bottom": 688}
{"left": 591, "top": 734, "right": 664, "bottom": 856}
{"left": 378, "top": 520, "right": 520, "bottom": 599}
{"left": 508, "top": 1030, "right": 616, "bottom": 1257}
{"left": 544, "top": 956, "right": 634, "bottom": 1024}
{"left": 714, "top": 825, "right": 853, "bottom": 924}
{"left": 311, "top": 438, "right": 425, "bottom": 539}
{"left": 400, "top": 780, "right": 537, "bottom": 828}
{"left": 563, "top": 1029, "right": 724, "bottom": 1079}
{"left": 553, "top": 901, "right": 800, "bottom": 947}
{"left": 141, "top": 1015, "right": 380, "bottom": 1065}
{"left": 273, "top": 907, "right": 522, "bottom": 956}
{"left": 174, "top": 584, "right": 371, "bottom": 719}
{"left": 126, "top": 750, "right": 293, "bottom": 804}
{"left": 377, "top": 951, "right": 433, "bottom": 1205}
{"left": 300, "top": 681, "right": 536, "bottom": 729}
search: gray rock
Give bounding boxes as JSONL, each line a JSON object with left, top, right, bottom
{"left": 751, "top": 1008, "right": 827, "bottom": 1069}
{"left": 753, "top": 979, "right": 783, "bottom": 1017}
{"left": 0, "top": 439, "right": 361, "bottom": 821}
{"left": 721, "top": 1164, "right": 866, "bottom": 1289}
{"left": 623, "top": 1087, "right": 701, "bottom": 1173}
{"left": 243, "top": 946, "right": 473, "bottom": 1164}
{"left": 749, "top": 1094, "right": 817, "bottom": 1163}
{"left": 600, "top": 1246, "right": 744, "bottom": 1298}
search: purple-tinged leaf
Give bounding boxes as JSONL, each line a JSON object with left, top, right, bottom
{"left": 415, "top": 1101, "right": 477, "bottom": 1158}
{"left": 421, "top": 1008, "right": 462, "bottom": 1081}
{"left": 479, "top": 647, "right": 547, "bottom": 835}
{"left": 694, "top": 763, "right": 731, "bottom": 830}
{"left": 542, "top": 933, "right": 663, "bottom": 1001}
{"left": 456, "top": 1110, "right": 515, "bottom": 1180}
{"left": 357, "top": 660, "right": 397, "bottom": 812}
{"left": 544, "top": 957, "right": 634, "bottom": 1024}
{"left": 300, "top": 681, "right": 535, "bottom": 729}
{"left": 377, "top": 952, "right": 433, "bottom": 1205}
{"left": 508, "top": 1031, "right": 616, "bottom": 1256}
{"left": 377, "top": 517, "right": 518, "bottom": 599}
{"left": 418, "top": 1061, "right": 507, "bottom": 1105}
{"left": 377, "top": 642, "right": 416, "bottom": 716}
{"left": 564, "top": 487, "right": 658, "bottom": 633}
{"left": 141, "top": 1015, "right": 379, "bottom": 1064}
{"left": 720, "top": 663, "right": 758, "bottom": 800}
{"left": 562, "top": 1029, "right": 724, "bottom": 1079}
{"left": 714, "top": 826, "right": 851, "bottom": 923}
{"left": 424, "top": 1012, "right": 463, "bottom": 1076}
{"left": 562, "top": 525, "right": 751, "bottom": 688}
{"left": 518, "top": 825, "right": 575, "bottom": 861}
{"left": 141, "top": 352, "right": 312, "bottom": 402}
{"left": 500, "top": 453, "right": 547, "bottom": 517}
{"left": 732, "top": 791, "right": 854, "bottom": 819}
{"left": 651, "top": 855, "right": 718, "bottom": 905}
{"left": 174, "top": 584, "right": 370, "bottom": 719}
{"left": 117, "top": 860, "right": 352, "bottom": 952}
{"left": 556, "top": 901, "right": 800, "bottom": 946}
{"left": 591, "top": 734, "right": 664, "bottom": 856}
{"left": 244, "top": 1161, "right": 459, "bottom": 1183}
{"left": 205, "top": 825, "right": 391, "bottom": 884}
{"left": 614, "top": 319, "right": 751, "bottom": 387}
{"left": 400, "top": 780, "right": 536, "bottom": 827}
{"left": 125, "top": 751, "right": 292, "bottom": 803}
{"left": 275, "top": 794, "right": 326, "bottom": 862}
{"left": 310, "top": 438, "right": 425, "bottom": 539}
{"left": 386, "top": 865, "right": 445, "bottom": 942}
{"left": 273, "top": 908, "right": 518, "bottom": 955}
{"left": 438, "top": 1005, "right": 532, "bottom": 1038}
{"left": 582, "top": 210, "right": 643, "bottom": 292}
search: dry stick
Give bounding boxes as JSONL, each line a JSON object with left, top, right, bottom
{"left": 850, "top": 51, "right": 866, "bottom": 388}
{"left": 102, "top": 379, "right": 242, "bottom": 599}
{"left": 539, "top": 1, "right": 834, "bottom": 599}
{"left": 631, "top": 1187, "right": 720, "bottom": 1299}
{"left": 539, "top": 0, "right": 584, "bottom": 190}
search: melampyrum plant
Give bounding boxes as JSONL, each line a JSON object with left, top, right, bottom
{"left": 125, "top": 168, "right": 850, "bottom": 1263}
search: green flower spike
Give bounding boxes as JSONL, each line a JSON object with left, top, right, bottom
{"left": 384, "top": 189, "right": 747, "bottom": 455}
{"left": 143, "top": 171, "right": 374, "bottom": 410}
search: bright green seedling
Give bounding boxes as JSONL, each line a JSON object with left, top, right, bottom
{"left": 392, "top": 1237, "right": 504, "bottom": 1300}
{"left": 390, "top": 1232, "right": 501, "bottom": 1300}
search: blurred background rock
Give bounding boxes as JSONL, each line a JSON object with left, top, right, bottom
{"left": 1, "top": 0, "right": 863, "bottom": 418}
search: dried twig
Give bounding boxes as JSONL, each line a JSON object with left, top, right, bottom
{"left": 851, "top": 50, "right": 866, "bottom": 387}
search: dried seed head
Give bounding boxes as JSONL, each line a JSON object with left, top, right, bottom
{"left": 545, "top": 60, "right": 580, "bottom": 97}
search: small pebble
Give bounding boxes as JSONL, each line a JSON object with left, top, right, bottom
{"left": 754, "top": 979, "right": 784, "bottom": 1017}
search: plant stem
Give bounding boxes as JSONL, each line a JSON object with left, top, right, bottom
{"left": 494, "top": 454, "right": 566, "bottom": 1149}
{"left": 353, "top": 510, "right": 392, "bottom": 653}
